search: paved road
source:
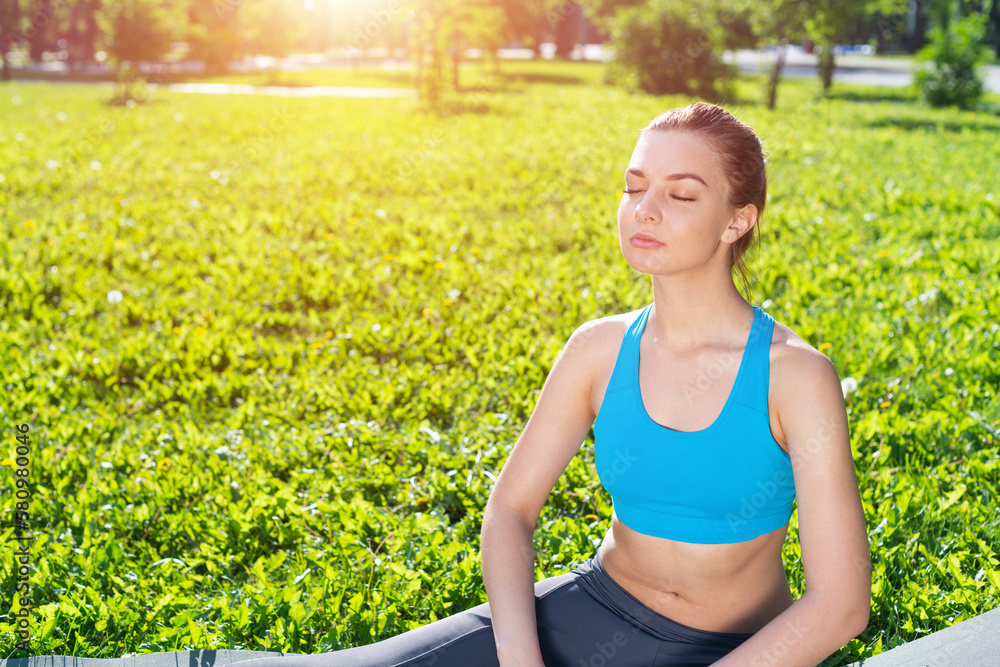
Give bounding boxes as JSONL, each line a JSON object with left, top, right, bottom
{"left": 725, "top": 48, "right": 1000, "bottom": 92}
{"left": 11, "top": 46, "right": 1000, "bottom": 96}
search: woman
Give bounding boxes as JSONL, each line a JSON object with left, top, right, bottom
{"left": 229, "top": 102, "right": 871, "bottom": 667}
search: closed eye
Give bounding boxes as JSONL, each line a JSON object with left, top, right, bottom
{"left": 622, "top": 188, "right": 695, "bottom": 202}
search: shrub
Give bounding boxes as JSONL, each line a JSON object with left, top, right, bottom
{"left": 604, "top": 0, "right": 735, "bottom": 100}
{"left": 913, "top": 14, "right": 989, "bottom": 109}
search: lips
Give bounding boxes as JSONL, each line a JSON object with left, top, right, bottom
{"left": 630, "top": 232, "right": 664, "bottom": 248}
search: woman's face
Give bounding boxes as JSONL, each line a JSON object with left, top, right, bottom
{"left": 617, "top": 130, "right": 743, "bottom": 279}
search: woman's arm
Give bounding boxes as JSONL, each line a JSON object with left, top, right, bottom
{"left": 481, "top": 321, "right": 603, "bottom": 666}
{"left": 712, "top": 347, "right": 872, "bottom": 667}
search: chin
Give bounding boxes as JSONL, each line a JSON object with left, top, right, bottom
{"left": 621, "top": 249, "right": 660, "bottom": 274}
{"left": 622, "top": 258, "right": 659, "bottom": 276}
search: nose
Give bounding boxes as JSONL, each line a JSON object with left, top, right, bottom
{"left": 632, "top": 192, "right": 661, "bottom": 225}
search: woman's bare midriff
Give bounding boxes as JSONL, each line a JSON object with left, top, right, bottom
{"left": 596, "top": 517, "right": 794, "bottom": 634}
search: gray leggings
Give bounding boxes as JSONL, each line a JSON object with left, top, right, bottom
{"left": 228, "top": 549, "right": 753, "bottom": 667}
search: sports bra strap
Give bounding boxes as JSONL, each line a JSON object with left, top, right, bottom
{"left": 731, "top": 307, "right": 775, "bottom": 415}
{"left": 603, "top": 304, "right": 650, "bottom": 395}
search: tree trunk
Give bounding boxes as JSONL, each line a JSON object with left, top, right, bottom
{"left": 83, "top": 0, "right": 98, "bottom": 66}
{"left": 907, "top": 0, "right": 929, "bottom": 53}
{"left": 0, "top": 0, "right": 19, "bottom": 81}
{"left": 28, "top": 0, "right": 52, "bottom": 62}
{"left": 450, "top": 30, "right": 460, "bottom": 91}
{"left": 553, "top": 0, "right": 578, "bottom": 59}
{"left": 990, "top": 0, "right": 1000, "bottom": 58}
{"left": 820, "top": 47, "right": 835, "bottom": 92}
{"left": 767, "top": 43, "right": 787, "bottom": 110}
{"left": 433, "top": 45, "right": 442, "bottom": 87}
{"left": 414, "top": 45, "right": 422, "bottom": 93}
{"left": 875, "top": 14, "right": 888, "bottom": 53}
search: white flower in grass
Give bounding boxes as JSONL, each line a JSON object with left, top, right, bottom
{"left": 107, "top": 289, "right": 124, "bottom": 304}
{"left": 841, "top": 377, "right": 858, "bottom": 397}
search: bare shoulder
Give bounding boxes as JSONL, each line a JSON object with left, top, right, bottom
{"left": 565, "top": 306, "right": 645, "bottom": 361}
{"left": 564, "top": 307, "right": 646, "bottom": 415}
{"left": 767, "top": 316, "right": 848, "bottom": 452}
{"left": 769, "top": 318, "right": 842, "bottom": 385}
{"left": 768, "top": 317, "right": 844, "bottom": 399}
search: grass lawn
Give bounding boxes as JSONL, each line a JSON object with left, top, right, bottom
{"left": 1, "top": 63, "right": 998, "bottom": 663}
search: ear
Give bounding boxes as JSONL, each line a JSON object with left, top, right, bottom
{"left": 721, "top": 204, "right": 758, "bottom": 244}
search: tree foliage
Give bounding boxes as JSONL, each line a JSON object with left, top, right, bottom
{"left": 242, "top": 0, "right": 308, "bottom": 62}
{"left": 187, "top": 0, "right": 241, "bottom": 73}
{"left": 0, "top": 0, "right": 21, "bottom": 80}
{"left": 409, "top": 0, "right": 507, "bottom": 104}
{"left": 803, "top": 0, "right": 870, "bottom": 91}
{"left": 96, "top": 0, "right": 184, "bottom": 103}
{"left": 914, "top": 13, "right": 990, "bottom": 109}
{"left": 603, "top": 0, "right": 736, "bottom": 99}
{"left": 100, "top": 0, "right": 182, "bottom": 67}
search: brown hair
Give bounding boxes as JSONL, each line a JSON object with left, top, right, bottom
{"left": 637, "top": 102, "right": 767, "bottom": 303}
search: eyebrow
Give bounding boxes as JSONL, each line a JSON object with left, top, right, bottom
{"left": 625, "top": 167, "right": 708, "bottom": 188}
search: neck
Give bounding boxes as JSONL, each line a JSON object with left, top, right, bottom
{"left": 646, "top": 272, "right": 753, "bottom": 351}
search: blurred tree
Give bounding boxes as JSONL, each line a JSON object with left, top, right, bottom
{"left": 719, "top": 5, "right": 757, "bottom": 51}
{"left": 902, "top": 0, "right": 956, "bottom": 52}
{"left": 749, "top": 0, "right": 809, "bottom": 109}
{"left": 602, "top": 0, "right": 736, "bottom": 99}
{"left": 914, "top": 11, "right": 989, "bottom": 108}
{"left": 64, "top": 0, "right": 103, "bottom": 69}
{"left": 868, "top": 1, "right": 911, "bottom": 52}
{"left": 0, "top": 0, "right": 20, "bottom": 80}
{"left": 494, "top": 0, "right": 552, "bottom": 58}
{"left": 928, "top": 0, "right": 954, "bottom": 31}
{"left": 990, "top": 0, "right": 1000, "bottom": 57}
{"left": 904, "top": 0, "right": 930, "bottom": 51}
{"left": 98, "top": 0, "right": 183, "bottom": 101}
{"left": 804, "top": 0, "right": 869, "bottom": 91}
{"left": 450, "top": 0, "right": 506, "bottom": 85}
{"left": 301, "top": 0, "right": 338, "bottom": 54}
{"left": 242, "top": 0, "right": 307, "bottom": 76}
{"left": 576, "top": 0, "right": 642, "bottom": 30}
{"left": 26, "top": 0, "right": 54, "bottom": 62}
{"left": 187, "top": 0, "right": 241, "bottom": 73}
{"left": 409, "top": 0, "right": 508, "bottom": 104}
{"left": 752, "top": 0, "right": 906, "bottom": 101}
{"left": 552, "top": 0, "right": 578, "bottom": 58}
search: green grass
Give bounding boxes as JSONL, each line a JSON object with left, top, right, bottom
{"left": 1, "top": 66, "right": 998, "bottom": 663}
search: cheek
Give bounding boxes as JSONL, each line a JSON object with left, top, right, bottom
{"left": 617, "top": 199, "right": 631, "bottom": 224}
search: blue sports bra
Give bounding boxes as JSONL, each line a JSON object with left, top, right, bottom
{"left": 594, "top": 303, "right": 795, "bottom": 544}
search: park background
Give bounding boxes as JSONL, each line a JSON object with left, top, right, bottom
{"left": 2, "top": 0, "right": 1000, "bottom": 664}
